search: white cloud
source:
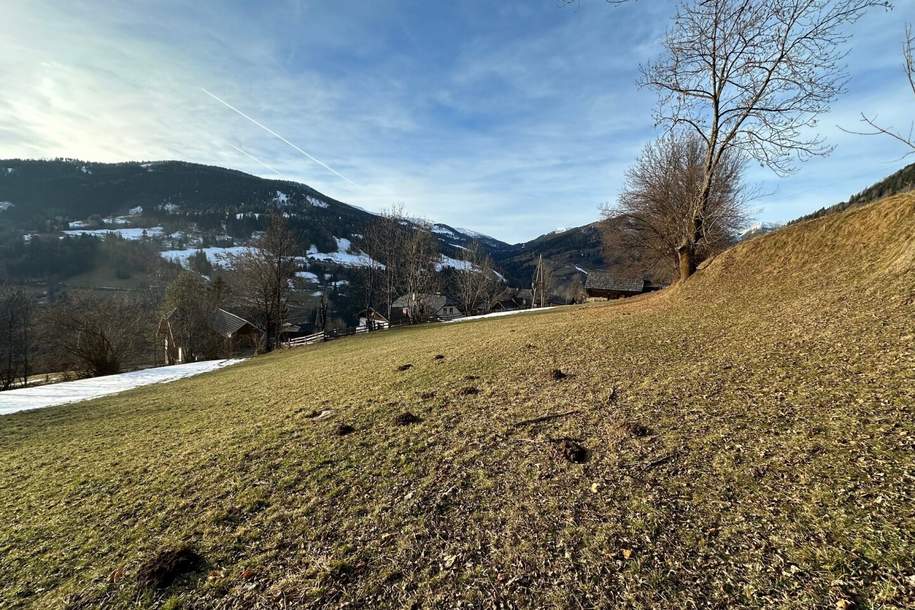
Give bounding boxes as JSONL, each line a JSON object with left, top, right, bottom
{"left": 0, "top": 0, "right": 912, "bottom": 242}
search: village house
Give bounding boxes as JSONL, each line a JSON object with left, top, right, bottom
{"left": 491, "top": 287, "right": 534, "bottom": 311}
{"left": 391, "top": 293, "right": 463, "bottom": 323}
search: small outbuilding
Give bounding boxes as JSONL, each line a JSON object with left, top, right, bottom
{"left": 357, "top": 308, "right": 390, "bottom": 331}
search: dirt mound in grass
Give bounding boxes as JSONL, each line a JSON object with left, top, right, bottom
{"left": 136, "top": 546, "right": 205, "bottom": 590}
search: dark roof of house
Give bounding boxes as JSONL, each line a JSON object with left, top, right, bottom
{"left": 208, "top": 308, "right": 260, "bottom": 337}
{"left": 585, "top": 273, "right": 646, "bottom": 293}
{"left": 392, "top": 293, "right": 447, "bottom": 311}
{"left": 494, "top": 287, "right": 533, "bottom": 303}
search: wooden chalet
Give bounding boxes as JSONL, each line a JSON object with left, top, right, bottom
{"left": 391, "top": 293, "right": 463, "bottom": 322}
{"left": 491, "top": 288, "right": 534, "bottom": 311}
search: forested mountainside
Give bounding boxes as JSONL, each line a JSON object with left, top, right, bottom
{"left": 789, "top": 162, "right": 915, "bottom": 225}
{"left": 0, "top": 159, "right": 606, "bottom": 306}
{"left": 0, "top": 159, "right": 506, "bottom": 254}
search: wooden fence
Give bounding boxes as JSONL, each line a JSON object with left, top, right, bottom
{"left": 281, "top": 325, "right": 379, "bottom": 348}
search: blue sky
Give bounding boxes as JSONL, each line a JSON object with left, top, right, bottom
{"left": 1, "top": 0, "right": 913, "bottom": 242}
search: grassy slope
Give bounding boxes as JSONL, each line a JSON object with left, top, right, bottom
{"left": 1, "top": 195, "right": 913, "bottom": 609}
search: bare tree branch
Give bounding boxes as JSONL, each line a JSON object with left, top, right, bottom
{"left": 839, "top": 24, "right": 915, "bottom": 157}
{"left": 641, "top": 0, "right": 889, "bottom": 280}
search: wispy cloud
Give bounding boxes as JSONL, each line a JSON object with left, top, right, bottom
{"left": 201, "top": 87, "right": 358, "bottom": 186}
{"left": 0, "top": 0, "right": 912, "bottom": 241}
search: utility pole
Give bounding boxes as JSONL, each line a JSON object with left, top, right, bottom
{"left": 532, "top": 255, "right": 546, "bottom": 309}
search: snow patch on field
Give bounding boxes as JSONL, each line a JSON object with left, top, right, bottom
{"left": 63, "top": 227, "right": 164, "bottom": 239}
{"left": 160, "top": 246, "right": 254, "bottom": 267}
{"left": 305, "top": 237, "right": 379, "bottom": 268}
{"left": 0, "top": 359, "right": 245, "bottom": 416}
{"left": 431, "top": 225, "right": 457, "bottom": 238}
{"left": 295, "top": 271, "right": 319, "bottom": 282}
{"left": 444, "top": 307, "right": 558, "bottom": 324}
{"left": 436, "top": 255, "right": 473, "bottom": 272}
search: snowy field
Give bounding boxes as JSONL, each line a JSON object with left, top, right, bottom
{"left": 160, "top": 246, "right": 254, "bottom": 267}
{"left": 0, "top": 359, "right": 244, "bottom": 416}
{"left": 63, "top": 226, "right": 164, "bottom": 239}
{"left": 445, "top": 306, "right": 557, "bottom": 324}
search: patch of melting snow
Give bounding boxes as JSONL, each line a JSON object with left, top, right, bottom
{"left": 304, "top": 237, "right": 380, "bottom": 268}
{"left": 160, "top": 246, "right": 254, "bottom": 267}
{"left": 0, "top": 359, "right": 245, "bottom": 416}
{"left": 295, "top": 271, "right": 319, "bottom": 282}
{"left": 431, "top": 225, "right": 457, "bottom": 237}
{"left": 444, "top": 307, "right": 558, "bottom": 324}
{"left": 436, "top": 254, "right": 473, "bottom": 272}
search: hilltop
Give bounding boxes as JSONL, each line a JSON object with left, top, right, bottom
{"left": 1, "top": 190, "right": 912, "bottom": 608}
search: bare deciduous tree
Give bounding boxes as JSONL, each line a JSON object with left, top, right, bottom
{"left": 230, "top": 212, "right": 298, "bottom": 352}
{"left": 843, "top": 24, "right": 915, "bottom": 155}
{"left": 160, "top": 271, "right": 224, "bottom": 362}
{"left": 0, "top": 286, "right": 33, "bottom": 390}
{"left": 602, "top": 132, "right": 747, "bottom": 273}
{"left": 643, "top": 0, "right": 890, "bottom": 280}
{"left": 364, "top": 204, "right": 407, "bottom": 320}
{"left": 455, "top": 241, "right": 499, "bottom": 316}
{"left": 47, "top": 295, "right": 149, "bottom": 377}
{"left": 400, "top": 226, "right": 440, "bottom": 322}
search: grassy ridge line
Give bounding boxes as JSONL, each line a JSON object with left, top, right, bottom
{"left": 0, "top": 194, "right": 913, "bottom": 609}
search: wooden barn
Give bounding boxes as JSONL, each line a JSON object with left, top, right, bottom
{"left": 585, "top": 273, "right": 658, "bottom": 300}
{"left": 158, "top": 308, "right": 262, "bottom": 364}
{"left": 207, "top": 308, "right": 262, "bottom": 354}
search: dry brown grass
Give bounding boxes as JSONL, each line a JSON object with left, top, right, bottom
{"left": 0, "top": 194, "right": 913, "bottom": 609}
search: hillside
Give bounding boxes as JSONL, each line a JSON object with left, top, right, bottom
{"left": 1, "top": 196, "right": 913, "bottom": 608}
{"left": 0, "top": 159, "right": 506, "bottom": 283}
{"left": 489, "top": 222, "right": 606, "bottom": 287}
{"left": 789, "top": 162, "right": 915, "bottom": 225}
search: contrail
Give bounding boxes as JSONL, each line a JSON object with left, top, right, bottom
{"left": 201, "top": 87, "right": 357, "bottom": 186}
{"left": 228, "top": 143, "right": 282, "bottom": 176}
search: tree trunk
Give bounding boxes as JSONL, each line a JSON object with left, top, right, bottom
{"left": 677, "top": 243, "right": 697, "bottom": 282}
